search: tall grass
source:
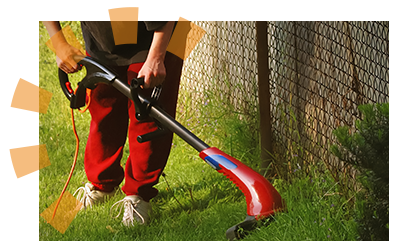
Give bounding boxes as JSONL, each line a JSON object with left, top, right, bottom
{"left": 176, "top": 64, "right": 262, "bottom": 174}
{"left": 244, "top": 168, "right": 359, "bottom": 241}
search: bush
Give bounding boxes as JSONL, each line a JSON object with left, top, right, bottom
{"left": 330, "top": 103, "right": 389, "bottom": 240}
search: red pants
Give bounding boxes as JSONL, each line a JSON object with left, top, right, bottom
{"left": 84, "top": 52, "right": 183, "bottom": 201}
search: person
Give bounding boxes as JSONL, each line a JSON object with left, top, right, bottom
{"left": 43, "top": 21, "right": 183, "bottom": 226}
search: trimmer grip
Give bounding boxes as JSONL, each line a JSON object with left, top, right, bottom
{"left": 58, "top": 68, "right": 73, "bottom": 101}
{"left": 200, "top": 147, "right": 284, "bottom": 218}
{"left": 58, "top": 67, "right": 87, "bottom": 109}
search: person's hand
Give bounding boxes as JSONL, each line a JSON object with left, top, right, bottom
{"left": 137, "top": 57, "right": 166, "bottom": 89}
{"left": 50, "top": 28, "right": 83, "bottom": 73}
{"left": 56, "top": 53, "right": 82, "bottom": 74}
{"left": 137, "top": 21, "right": 175, "bottom": 89}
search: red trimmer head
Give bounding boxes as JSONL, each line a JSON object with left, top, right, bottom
{"left": 200, "top": 147, "right": 284, "bottom": 239}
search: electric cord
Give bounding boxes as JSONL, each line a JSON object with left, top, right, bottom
{"left": 51, "top": 86, "right": 91, "bottom": 221}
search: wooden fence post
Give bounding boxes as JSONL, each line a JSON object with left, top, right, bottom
{"left": 256, "top": 21, "right": 273, "bottom": 175}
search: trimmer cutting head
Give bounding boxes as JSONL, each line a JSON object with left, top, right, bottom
{"left": 200, "top": 147, "right": 284, "bottom": 240}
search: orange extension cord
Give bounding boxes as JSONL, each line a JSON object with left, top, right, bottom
{"left": 51, "top": 88, "right": 91, "bottom": 221}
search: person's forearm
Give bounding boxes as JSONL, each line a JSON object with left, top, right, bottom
{"left": 137, "top": 21, "right": 175, "bottom": 88}
{"left": 42, "top": 21, "right": 82, "bottom": 73}
{"left": 42, "top": 21, "right": 62, "bottom": 37}
{"left": 147, "top": 21, "right": 175, "bottom": 61}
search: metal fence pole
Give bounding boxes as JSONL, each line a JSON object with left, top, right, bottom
{"left": 256, "top": 21, "right": 273, "bottom": 174}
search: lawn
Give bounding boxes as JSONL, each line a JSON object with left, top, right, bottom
{"left": 39, "top": 21, "right": 359, "bottom": 241}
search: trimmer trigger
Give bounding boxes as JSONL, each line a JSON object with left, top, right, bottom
{"left": 65, "top": 81, "right": 73, "bottom": 94}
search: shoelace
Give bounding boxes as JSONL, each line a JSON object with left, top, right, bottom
{"left": 73, "top": 184, "right": 94, "bottom": 208}
{"left": 110, "top": 198, "right": 145, "bottom": 225}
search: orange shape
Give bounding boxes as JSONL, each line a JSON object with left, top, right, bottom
{"left": 39, "top": 86, "right": 53, "bottom": 114}
{"left": 108, "top": 7, "right": 138, "bottom": 45}
{"left": 45, "top": 25, "right": 85, "bottom": 55}
{"left": 110, "top": 21, "right": 138, "bottom": 45}
{"left": 108, "top": 7, "right": 139, "bottom": 21}
{"left": 11, "top": 79, "right": 52, "bottom": 114}
{"left": 185, "top": 22, "right": 206, "bottom": 59}
{"left": 167, "top": 19, "right": 191, "bottom": 59}
{"left": 10, "top": 144, "right": 50, "bottom": 178}
{"left": 10, "top": 78, "right": 39, "bottom": 113}
{"left": 40, "top": 191, "right": 83, "bottom": 234}
{"left": 40, "top": 145, "right": 51, "bottom": 170}
{"left": 167, "top": 18, "right": 206, "bottom": 60}
{"left": 9, "top": 145, "right": 39, "bottom": 179}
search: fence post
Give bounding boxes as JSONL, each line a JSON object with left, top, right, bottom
{"left": 256, "top": 21, "right": 273, "bottom": 175}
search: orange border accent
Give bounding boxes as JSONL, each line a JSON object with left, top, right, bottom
{"left": 11, "top": 79, "right": 52, "bottom": 114}
{"left": 167, "top": 18, "right": 206, "bottom": 60}
{"left": 40, "top": 191, "right": 82, "bottom": 234}
{"left": 109, "top": 7, "right": 139, "bottom": 45}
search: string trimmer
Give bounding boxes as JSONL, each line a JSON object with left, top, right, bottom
{"left": 57, "top": 55, "right": 284, "bottom": 240}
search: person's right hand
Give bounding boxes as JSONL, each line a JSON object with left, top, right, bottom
{"left": 43, "top": 21, "right": 83, "bottom": 74}
{"left": 55, "top": 45, "right": 83, "bottom": 74}
{"left": 56, "top": 56, "right": 82, "bottom": 74}
{"left": 50, "top": 30, "right": 83, "bottom": 73}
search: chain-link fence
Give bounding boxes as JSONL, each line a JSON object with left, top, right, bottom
{"left": 179, "top": 21, "right": 259, "bottom": 117}
{"left": 178, "top": 21, "right": 389, "bottom": 187}
{"left": 177, "top": 21, "right": 261, "bottom": 166}
{"left": 267, "top": 21, "right": 389, "bottom": 181}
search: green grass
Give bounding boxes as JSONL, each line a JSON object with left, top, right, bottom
{"left": 39, "top": 21, "right": 359, "bottom": 241}
{"left": 244, "top": 171, "right": 359, "bottom": 241}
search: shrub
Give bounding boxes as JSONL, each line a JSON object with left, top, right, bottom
{"left": 331, "top": 103, "right": 389, "bottom": 240}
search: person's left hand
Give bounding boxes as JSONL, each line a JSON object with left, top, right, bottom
{"left": 137, "top": 57, "right": 166, "bottom": 89}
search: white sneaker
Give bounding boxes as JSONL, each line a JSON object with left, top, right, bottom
{"left": 73, "top": 183, "right": 117, "bottom": 209}
{"left": 111, "top": 195, "right": 152, "bottom": 226}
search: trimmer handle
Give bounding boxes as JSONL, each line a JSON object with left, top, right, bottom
{"left": 130, "top": 77, "right": 148, "bottom": 120}
{"left": 58, "top": 68, "right": 73, "bottom": 101}
{"left": 57, "top": 55, "right": 117, "bottom": 109}
{"left": 58, "top": 68, "right": 88, "bottom": 109}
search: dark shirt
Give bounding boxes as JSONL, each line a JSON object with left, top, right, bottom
{"left": 81, "top": 21, "right": 168, "bottom": 66}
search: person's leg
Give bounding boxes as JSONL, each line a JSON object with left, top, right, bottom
{"left": 84, "top": 66, "right": 129, "bottom": 192}
{"left": 122, "top": 52, "right": 184, "bottom": 201}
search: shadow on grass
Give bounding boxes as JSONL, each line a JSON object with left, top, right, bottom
{"left": 152, "top": 172, "right": 245, "bottom": 217}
